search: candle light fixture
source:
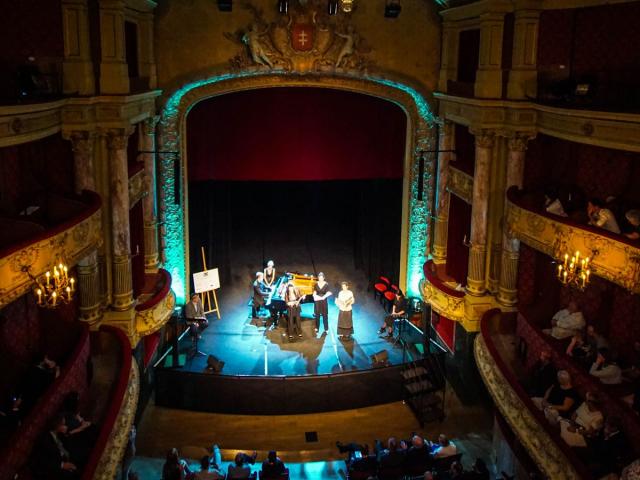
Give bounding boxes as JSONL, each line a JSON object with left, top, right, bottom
{"left": 24, "top": 262, "right": 76, "bottom": 308}
{"left": 556, "top": 249, "right": 591, "bottom": 291}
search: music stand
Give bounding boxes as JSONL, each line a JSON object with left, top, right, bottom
{"left": 391, "top": 316, "right": 407, "bottom": 348}
{"left": 187, "top": 321, "right": 206, "bottom": 358}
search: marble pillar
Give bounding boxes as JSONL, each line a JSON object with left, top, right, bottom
{"left": 68, "top": 131, "right": 102, "bottom": 324}
{"left": 107, "top": 128, "right": 134, "bottom": 310}
{"left": 498, "top": 133, "right": 533, "bottom": 306}
{"left": 139, "top": 117, "right": 160, "bottom": 271}
{"left": 467, "top": 129, "right": 495, "bottom": 296}
{"left": 432, "top": 121, "right": 454, "bottom": 263}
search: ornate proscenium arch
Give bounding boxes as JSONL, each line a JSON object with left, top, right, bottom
{"left": 158, "top": 71, "right": 437, "bottom": 304}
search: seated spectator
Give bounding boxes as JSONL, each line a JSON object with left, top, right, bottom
{"left": 588, "top": 198, "right": 621, "bottom": 234}
{"left": 545, "top": 188, "right": 568, "bottom": 217}
{"left": 0, "top": 391, "right": 23, "bottom": 434}
{"left": 532, "top": 370, "right": 581, "bottom": 425}
{"left": 589, "top": 417, "right": 633, "bottom": 477}
{"left": 162, "top": 448, "right": 192, "bottom": 480}
{"left": 448, "top": 461, "right": 465, "bottom": 479}
{"left": 402, "top": 434, "right": 432, "bottom": 469}
{"left": 560, "top": 392, "right": 604, "bottom": 447}
{"left": 195, "top": 454, "right": 224, "bottom": 480}
{"left": 336, "top": 440, "right": 368, "bottom": 460}
{"left": 23, "top": 354, "right": 61, "bottom": 408}
{"left": 590, "top": 348, "right": 622, "bottom": 384}
{"left": 566, "top": 331, "right": 595, "bottom": 367}
{"left": 546, "top": 301, "right": 585, "bottom": 339}
{"left": 261, "top": 450, "right": 286, "bottom": 478}
{"left": 31, "top": 414, "right": 78, "bottom": 480}
{"left": 432, "top": 434, "right": 457, "bottom": 458}
{"left": 586, "top": 325, "right": 610, "bottom": 352}
{"left": 61, "top": 392, "right": 98, "bottom": 465}
{"left": 227, "top": 451, "right": 257, "bottom": 479}
{"left": 525, "top": 349, "right": 557, "bottom": 397}
{"left": 621, "top": 459, "right": 640, "bottom": 480}
{"left": 375, "top": 437, "right": 405, "bottom": 469}
{"left": 624, "top": 209, "right": 640, "bottom": 240}
{"left": 466, "top": 458, "right": 490, "bottom": 480}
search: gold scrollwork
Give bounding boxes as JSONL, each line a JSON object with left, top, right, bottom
{"left": 135, "top": 289, "right": 176, "bottom": 337}
{"left": 447, "top": 166, "right": 473, "bottom": 204}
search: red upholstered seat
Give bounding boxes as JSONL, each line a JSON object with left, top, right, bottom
{"left": 373, "top": 283, "right": 387, "bottom": 292}
{"left": 379, "top": 276, "right": 391, "bottom": 285}
{"left": 383, "top": 291, "right": 396, "bottom": 301}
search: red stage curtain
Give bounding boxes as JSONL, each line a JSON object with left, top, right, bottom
{"left": 186, "top": 88, "right": 407, "bottom": 182}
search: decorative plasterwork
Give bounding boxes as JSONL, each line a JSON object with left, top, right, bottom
{"left": 447, "top": 165, "right": 473, "bottom": 203}
{"left": 158, "top": 71, "right": 436, "bottom": 304}
{"left": 436, "top": 93, "right": 640, "bottom": 152}
{"left": 0, "top": 100, "right": 65, "bottom": 147}
{"left": 0, "top": 206, "right": 103, "bottom": 307}
{"left": 475, "top": 334, "right": 582, "bottom": 479}
{"left": 421, "top": 278, "right": 465, "bottom": 322}
{"left": 92, "top": 360, "right": 140, "bottom": 480}
{"left": 505, "top": 196, "right": 640, "bottom": 293}
{"left": 128, "top": 168, "right": 147, "bottom": 208}
{"left": 135, "top": 289, "right": 176, "bottom": 338}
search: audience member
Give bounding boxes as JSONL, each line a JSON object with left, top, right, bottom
{"left": 23, "top": 354, "right": 61, "bottom": 408}
{"left": 590, "top": 348, "right": 622, "bottom": 385}
{"left": 375, "top": 437, "right": 405, "bottom": 469}
{"left": 588, "top": 198, "right": 621, "bottom": 234}
{"left": 432, "top": 434, "right": 457, "bottom": 459}
{"left": 532, "top": 370, "right": 580, "bottom": 425}
{"left": 261, "top": 450, "right": 286, "bottom": 478}
{"left": 525, "top": 349, "right": 557, "bottom": 397}
{"left": 545, "top": 189, "right": 568, "bottom": 217}
{"left": 586, "top": 325, "right": 610, "bottom": 352}
{"left": 448, "top": 461, "right": 465, "bottom": 479}
{"left": 402, "top": 435, "right": 432, "bottom": 469}
{"left": 560, "top": 392, "right": 604, "bottom": 447}
{"left": 624, "top": 210, "right": 640, "bottom": 240}
{"left": 162, "top": 448, "right": 191, "bottom": 480}
{"left": 31, "top": 414, "right": 78, "bottom": 480}
{"left": 546, "top": 301, "right": 585, "bottom": 339}
{"left": 621, "top": 459, "right": 640, "bottom": 480}
{"left": 566, "top": 331, "right": 595, "bottom": 367}
{"left": 227, "top": 451, "right": 257, "bottom": 479}
{"left": 61, "top": 391, "right": 98, "bottom": 465}
{"left": 0, "top": 391, "right": 23, "bottom": 434}
{"left": 195, "top": 454, "right": 224, "bottom": 480}
{"left": 466, "top": 458, "right": 490, "bottom": 480}
{"left": 590, "top": 417, "right": 632, "bottom": 477}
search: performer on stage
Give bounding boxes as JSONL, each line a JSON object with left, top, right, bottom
{"left": 313, "top": 272, "right": 332, "bottom": 334}
{"left": 252, "top": 272, "right": 270, "bottom": 319}
{"left": 378, "top": 290, "right": 407, "bottom": 338}
{"left": 336, "top": 281, "right": 355, "bottom": 340}
{"left": 263, "top": 260, "right": 276, "bottom": 288}
{"left": 185, "top": 293, "right": 208, "bottom": 330}
{"left": 284, "top": 282, "right": 303, "bottom": 340}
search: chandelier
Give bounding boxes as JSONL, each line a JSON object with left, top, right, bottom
{"left": 557, "top": 250, "right": 591, "bottom": 290}
{"left": 30, "top": 262, "right": 76, "bottom": 308}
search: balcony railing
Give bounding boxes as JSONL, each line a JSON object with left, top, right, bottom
{"left": 422, "top": 260, "right": 465, "bottom": 323}
{"left": 475, "top": 309, "right": 589, "bottom": 480}
{"left": 505, "top": 186, "right": 640, "bottom": 294}
{"left": 135, "top": 268, "right": 175, "bottom": 338}
{"left": 0, "top": 191, "right": 102, "bottom": 306}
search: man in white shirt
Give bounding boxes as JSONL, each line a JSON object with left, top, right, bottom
{"left": 432, "top": 434, "right": 457, "bottom": 458}
{"left": 588, "top": 199, "right": 621, "bottom": 234}
{"left": 548, "top": 301, "right": 585, "bottom": 339}
{"left": 590, "top": 348, "right": 622, "bottom": 384}
{"left": 560, "top": 392, "right": 604, "bottom": 447}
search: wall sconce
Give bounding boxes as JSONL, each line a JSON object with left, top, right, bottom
{"left": 340, "top": 0, "right": 355, "bottom": 13}
{"left": 23, "top": 262, "right": 76, "bottom": 308}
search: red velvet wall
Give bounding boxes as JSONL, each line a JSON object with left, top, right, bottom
{"left": 445, "top": 193, "right": 471, "bottom": 285}
{"left": 453, "top": 124, "right": 475, "bottom": 176}
{"left": 129, "top": 200, "right": 145, "bottom": 298}
{"left": 186, "top": 88, "right": 407, "bottom": 182}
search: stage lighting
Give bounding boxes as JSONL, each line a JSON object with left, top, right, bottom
{"left": 217, "top": 0, "right": 232, "bottom": 12}
{"left": 384, "top": 0, "right": 401, "bottom": 18}
{"left": 278, "top": 0, "right": 289, "bottom": 14}
{"left": 328, "top": 0, "right": 338, "bottom": 15}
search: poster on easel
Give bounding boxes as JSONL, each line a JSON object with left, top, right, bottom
{"left": 193, "top": 268, "right": 220, "bottom": 294}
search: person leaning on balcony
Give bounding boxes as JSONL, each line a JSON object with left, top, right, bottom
{"left": 588, "top": 198, "right": 621, "bottom": 234}
{"left": 532, "top": 370, "right": 581, "bottom": 425}
{"left": 590, "top": 348, "right": 623, "bottom": 385}
{"left": 545, "top": 301, "right": 585, "bottom": 339}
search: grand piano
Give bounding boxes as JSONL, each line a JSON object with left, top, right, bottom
{"left": 265, "top": 272, "right": 317, "bottom": 318}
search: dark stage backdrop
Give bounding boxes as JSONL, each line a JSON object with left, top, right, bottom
{"left": 186, "top": 88, "right": 407, "bottom": 182}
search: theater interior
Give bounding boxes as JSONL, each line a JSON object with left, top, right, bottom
{"left": 1, "top": 0, "right": 639, "bottom": 479}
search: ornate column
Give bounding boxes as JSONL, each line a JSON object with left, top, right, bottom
{"left": 66, "top": 131, "right": 102, "bottom": 324}
{"left": 438, "top": 21, "right": 459, "bottom": 93}
{"left": 475, "top": 12, "right": 506, "bottom": 98}
{"left": 107, "top": 128, "right": 134, "bottom": 310}
{"left": 507, "top": 2, "right": 541, "bottom": 99}
{"left": 432, "top": 120, "right": 454, "bottom": 263}
{"left": 99, "top": 0, "right": 129, "bottom": 94}
{"left": 61, "top": 0, "right": 95, "bottom": 95}
{"left": 138, "top": 117, "right": 160, "bottom": 271}
{"left": 467, "top": 129, "right": 495, "bottom": 296}
{"left": 497, "top": 133, "right": 534, "bottom": 306}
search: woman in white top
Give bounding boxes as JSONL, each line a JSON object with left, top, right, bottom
{"left": 336, "top": 281, "right": 355, "bottom": 340}
{"left": 263, "top": 260, "right": 276, "bottom": 288}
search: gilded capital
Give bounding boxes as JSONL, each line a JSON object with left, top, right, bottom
{"left": 106, "top": 127, "right": 134, "bottom": 151}
{"left": 66, "top": 131, "right": 96, "bottom": 156}
{"left": 507, "top": 132, "right": 535, "bottom": 152}
{"left": 470, "top": 128, "right": 495, "bottom": 149}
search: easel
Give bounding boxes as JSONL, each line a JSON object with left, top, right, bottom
{"left": 200, "top": 247, "right": 221, "bottom": 319}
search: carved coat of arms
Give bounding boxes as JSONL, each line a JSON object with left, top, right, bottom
{"left": 224, "top": 1, "right": 373, "bottom": 73}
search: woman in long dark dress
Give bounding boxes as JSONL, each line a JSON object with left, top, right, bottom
{"left": 336, "top": 281, "right": 355, "bottom": 340}
{"left": 313, "top": 272, "right": 332, "bottom": 334}
{"left": 284, "top": 282, "right": 303, "bottom": 340}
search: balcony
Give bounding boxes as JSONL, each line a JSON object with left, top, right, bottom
{"left": 475, "top": 309, "right": 589, "bottom": 479}
{"left": 0, "top": 191, "right": 102, "bottom": 307}
{"left": 135, "top": 268, "right": 175, "bottom": 339}
{"left": 422, "top": 260, "right": 465, "bottom": 323}
{"left": 505, "top": 186, "right": 640, "bottom": 294}
{"left": 0, "top": 100, "right": 65, "bottom": 148}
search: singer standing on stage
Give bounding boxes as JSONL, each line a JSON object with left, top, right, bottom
{"left": 313, "top": 272, "right": 332, "bottom": 334}
{"left": 263, "top": 260, "right": 276, "bottom": 288}
{"left": 284, "top": 282, "right": 303, "bottom": 340}
{"left": 336, "top": 281, "right": 355, "bottom": 340}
